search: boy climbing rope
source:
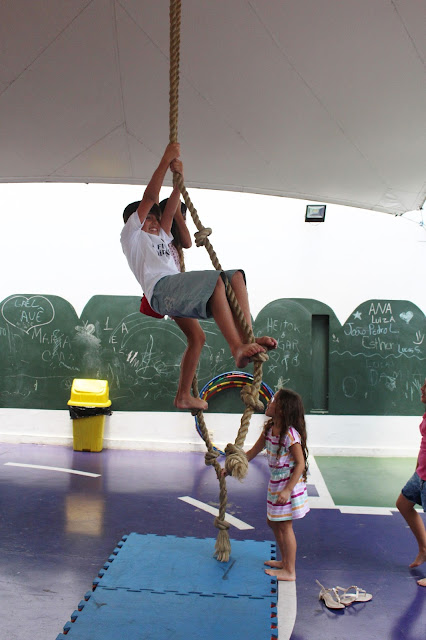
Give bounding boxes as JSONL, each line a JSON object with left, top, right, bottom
{"left": 120, "top": 142, "right": 277, "bottom": 412}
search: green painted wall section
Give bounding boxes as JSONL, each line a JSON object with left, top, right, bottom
{"left": 0, "top": 294, "right": 424, "bottom": 414}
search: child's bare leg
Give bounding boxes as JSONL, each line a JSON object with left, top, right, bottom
{"left": 209, "top": 277, "right": 265, "bottom": 368}
{"left": 264, "top": 518, "right": 284, "bottom": 568}
{"left": 396, "top": 493, "right": 426, "bottom": 567}
{"left": 265, "top": 520, "right": 297, "bottom": 581}
{"left": 228, "top": 271, "right": 251, "bottom": 334}
{"left": 173, "top": 318, "right": 207, "bottom": 411}
{"left": 228, "top": 271, "right": 277, "bottom": 350}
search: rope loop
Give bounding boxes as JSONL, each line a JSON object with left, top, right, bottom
{"left": 240, "top": 384, "right": 264, "bottom": 412}
{"left": 194, "top": 227, "right": 212, "bottom": 247}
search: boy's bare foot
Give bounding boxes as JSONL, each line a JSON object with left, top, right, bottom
{"left": 418, "top": 578, "right": 426, "bottom": 587}
{"left": 234, "top": 343, "right": 266, "bottom": 368}
{"left": 255, "top": 336, "right": 278, "bottom": 350}
{"left": 265, "top": 568, "right": 296, "bottom": 581}
{"left": 264, "top": 560, "right": 284, "bottom": 568}
{"left": 409, "top": 551, "right": 426, "bottom": 568}
{"left": 174, "top": 395, "right": 208, "bottom": 412}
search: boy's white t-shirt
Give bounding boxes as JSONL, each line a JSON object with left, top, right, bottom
{"left": 120, "top": 211, "right": 179, "bottom": 303}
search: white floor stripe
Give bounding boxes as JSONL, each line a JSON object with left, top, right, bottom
{"left": 4, "top": 462, "right": 101, "bottom": 478}
{"left": 339, "top": 505, "right": 394, "bottom": 516}
{"left": 277, "top": 581, "right": 297, "bottom": 640}
{"left": 307, "top": 455, "right": 336, "bottom": 509}
{"left": 178, "top": 496, "right": 254, "bottom": 530}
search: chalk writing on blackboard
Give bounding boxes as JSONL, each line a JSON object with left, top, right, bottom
{"left": 334, "top": 301, "right": 424, "bottom": 360}
{"left": 1, "top": 295, "right": 55, "bottom": 333}
{"left": 0, "top": 294, "right": 424, "bottom": 414}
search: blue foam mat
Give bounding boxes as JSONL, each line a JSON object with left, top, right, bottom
{"left": 57, "top": 533, "right": 277, "bottom": 639}
{"left": 94, "top": 533, "right": 275, "bottom": 597}
{"left": 57, "top": 590, "right": 275, "bottom": 640}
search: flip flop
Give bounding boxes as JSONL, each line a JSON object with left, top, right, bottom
{"left": 316, "top": 580, "right": 345, "bottom": 609}
{"left": 335, "top": 585, "right": 373, "bottom": 604}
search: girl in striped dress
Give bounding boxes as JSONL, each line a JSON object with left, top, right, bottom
{"left": 246, "top": 388, "right": 309, "bottom": 581}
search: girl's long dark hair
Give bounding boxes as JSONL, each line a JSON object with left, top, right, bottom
{"left": 263, "top": 388, "right": 309, "bottom": 480}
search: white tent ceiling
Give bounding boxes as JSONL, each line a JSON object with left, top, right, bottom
{"left": 1, "top": 0, "right": 425, "bottom": 215}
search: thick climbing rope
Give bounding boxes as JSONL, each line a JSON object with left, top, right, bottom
{"left": 169, "top": 0, "right": 267, "bottom": 562}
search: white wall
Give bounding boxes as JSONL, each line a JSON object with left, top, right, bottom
{"left": 0, "top": 183, "right": 424, "bottom": 323}
{"left": 0, "top": 183, "right": 424, "bottom": 455}
{"left": 0, "top": 409, "right": 421, "bottom": 457}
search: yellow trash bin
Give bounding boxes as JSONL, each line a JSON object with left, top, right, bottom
{"left": 68, "top": 379, "right": 112, "bottom": 452}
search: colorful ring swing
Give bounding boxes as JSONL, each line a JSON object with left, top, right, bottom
{"left": 194, "top": 372, "right": 274, "bottom": 456}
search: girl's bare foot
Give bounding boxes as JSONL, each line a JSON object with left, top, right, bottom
{"left": 174, "top": 395, "right": 208, "bottom": 412}
{"left": 234, "top": 343, "right": 265, "bottom": 368}
{"left": 418, "top": 578, "right": 426, "bottom": 587}
{"left": 265, "top": 568, "right": 296, "bottom": 581}
{"left": 255, "top": 336, "right": 278, "bottom": 350}
{"left": 409, "top": 551, "right": 426, "bottom": 568}
{"left": 264, "top": 560, "right": 284, "bottom": 568}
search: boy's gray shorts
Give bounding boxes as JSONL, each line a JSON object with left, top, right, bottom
{"left": 150, "top": 269, "right": 244, "bottom": 319}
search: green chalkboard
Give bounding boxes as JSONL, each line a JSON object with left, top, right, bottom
{"left": 254, "top": 299, "right": 312, "bottom": 401}
{"left": 79, "top": 295, "right": 233, "bottom": 411}
{"left": 330, "top": 300, "right": 425, "bottom": 415}
{"left": 0, "top": 294, "right": 80, "bottom": 409}
{"left": 0, "top": 293, "right": 424, "bottom": 415}
{"left": 254, "top": 298, "right": 341, "bottom": 412}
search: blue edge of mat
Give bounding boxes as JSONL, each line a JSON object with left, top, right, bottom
{"left": 56, "top": 533, "right": 278, "bottom": 639}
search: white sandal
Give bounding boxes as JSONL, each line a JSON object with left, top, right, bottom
{"left": 316, "top": 580, "right": 345, "bottom": 609}
{"left": 335, "top": 585, "right": 372, "bottom": 605}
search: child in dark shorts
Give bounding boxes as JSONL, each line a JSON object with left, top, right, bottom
{"left": 396, "top": 377, "right": 426, "bottom": 586}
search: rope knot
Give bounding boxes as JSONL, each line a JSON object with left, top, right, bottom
{"left": 214, "top": 516, "right": 230, "bottom": 531}
{"left": 240, "top": 383, "right": 264, "bottom": 412}
{"left": 224, "top": 443, "right": 249, "bottom": 481}
{"left": 204, "top": 449, "right": 220, "bottom": 466}
{"left": 194, "top": 227, "right": 212, "bottom": 247}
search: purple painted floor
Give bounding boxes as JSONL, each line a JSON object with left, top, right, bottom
{"left": 1, "top": 443, "right": 425, "bottom": 640}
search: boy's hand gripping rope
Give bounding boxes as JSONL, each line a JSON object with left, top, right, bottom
{"left": 169, "top": 0, "right": 267, "bottom": 562}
